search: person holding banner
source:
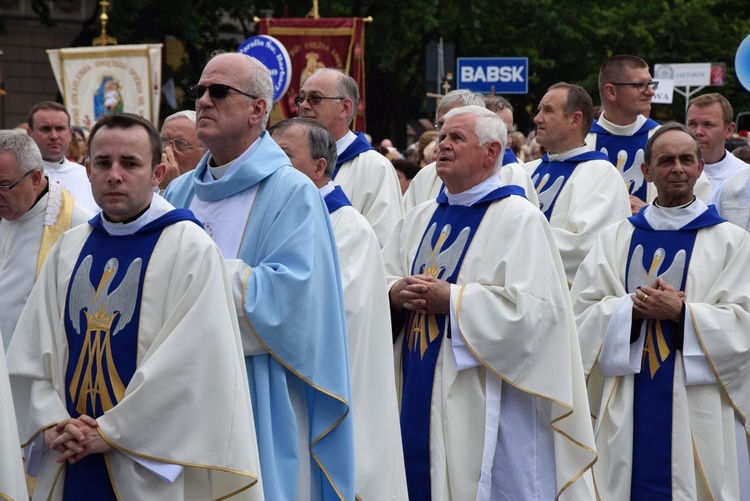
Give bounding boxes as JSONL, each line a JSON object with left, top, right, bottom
{"left": 298, "top": 68, "right": 403, "bottom": 247}
{"left": 165, "top": 52, "right": 355, "bottom": 501}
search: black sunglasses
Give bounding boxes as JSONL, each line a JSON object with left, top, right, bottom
{"left": 187, "top": 84, "right": 258, "bottom": 101}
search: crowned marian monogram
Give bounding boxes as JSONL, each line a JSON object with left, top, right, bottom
{"left": 67, "top": 256, "right": 141, "bottom": 415}
{"left": 406, "top": 223, "right": 470, "bottom": 358}
{"left": 627, "top": 245, "right": 686, "bottom": 378}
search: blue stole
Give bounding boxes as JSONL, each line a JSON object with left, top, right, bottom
{"left": 502, "top": 147, "right": 517, "bottom": 165}
{"left": 625, "top": 206, "right": 723, "bottom": 500}
{"left": 530, "top": 151, "right": 609, "bottom": 220}
{"left": 332, "top": 132, "right": 374, "bottom": 180}
{"left": 62, "top": 209, "right": 199, "bottom": 500}
{"left": 324, "top": 185, "right": 353, "bottom": 214}
{"left": 401, "top": 185, "right": 524, "bottom": 501}
{"left": 590, "top": 118, "right": 659, "bottom": 201}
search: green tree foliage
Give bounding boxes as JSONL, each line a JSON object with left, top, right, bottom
{"left": 17, "top": 0, "right": 750, "bottom": 140}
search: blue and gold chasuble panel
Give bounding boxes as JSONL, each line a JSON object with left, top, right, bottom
{"left": 62, "top": 210, "right": 198, "bottom": 501}
{"left": 401, "top": 185, "right": 524, "bottom": 501}
{"left": 530, "top": 151, "right": 609, "bottom": 221}
{"left": 590, "top": 118, "right": 659, "bottom": 201}
{"left": 624, "top": 207, "right": 723, "bottom": 500}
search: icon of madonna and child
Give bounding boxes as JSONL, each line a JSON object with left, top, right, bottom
{"left": 94, "top": 75, "right": 124, "bottom": 119}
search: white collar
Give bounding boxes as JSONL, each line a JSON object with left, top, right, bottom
{"left": 597, "top": 114, "right": 648, "bottom": 136}
{"left": 335, "top": 130, "right": 358, "bottom": 156}
{"left": 546, "top": 144, "right": 591, "bottom": 161}
{"left": 207, "top": 136, "right": 262, "bottom": 180}
{"left": 319, "top": 180, "right": 336, "bottom": 198}
{"left": 100, "top": 194, "right": 174, "bottom": 235}
{"left": 444, "top": 175, "right": 502, "bottom": 206}
{"left": 643, "top": 197, "right": 707, "bottom": 230}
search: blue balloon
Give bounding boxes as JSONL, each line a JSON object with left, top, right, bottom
{"left": 736, "top": 35, "right": 750, "bottom": 92}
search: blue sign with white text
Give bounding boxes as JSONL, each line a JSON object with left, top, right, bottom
{"left": 237, "top": 35, "right": 292, "bottom": 103}
{"left": 457, "top": 57, "right": 528, "bottom": 94}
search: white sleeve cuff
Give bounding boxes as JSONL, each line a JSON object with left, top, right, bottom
{"left": 450, "top": 286, "right": 481, "bottom": 371}
{"left": 682, "top": 305, "right": 715, "bottom": 385}
{"left": 122, "top": 452, "right": 183, "bottom": 483}
{"left": 24, "top": 432, "right": 50, "bottom": 476}
{"left": 598, "top": 295, "right": 644, "bottom": 376}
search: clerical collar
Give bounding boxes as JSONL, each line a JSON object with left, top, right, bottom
{"left": 335, "top": 130, "right": 358, "bottom": 156}
{"left": 597, "top": 114, "right": 647, "bottom": 135}
{"left": 207, "top": 136, "right": 262, "bottom": 180}
{"left": 645, "top": 196, "right": 706, "bottom": 230}
{"left": 319, "top": 180, "right": 336, "bottom": 198}
{"left": 100, "top": 194, "right": 173, "bottom": 235}
{"left": 545, "top": 144, "right": 590, "bottom": 161}
{"left": 704, "top": 149, "right": 729, "bottom": 168}
{"left": 444, "top": 175, "right": 502, "bottom": 206}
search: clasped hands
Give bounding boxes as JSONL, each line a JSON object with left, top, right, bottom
{"left": 44, "top": 415, "right": 113, "bottom": 465}
{"left": 389, "top": 274, "right": 451, "bottom": 315}
{"left": 631, "top": 277, "right": 685, "bottom": 323}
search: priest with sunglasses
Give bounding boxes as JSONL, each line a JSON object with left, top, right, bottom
{"left": 164, "top": 52, "right": 355, "bottom": 501}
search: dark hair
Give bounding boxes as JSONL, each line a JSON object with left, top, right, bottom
{"left": 644, "top": 121, "right": 701, "bottom": 166}
{"left": 548, "top": 82, "right": 594, "bottom": 135}
{"left": 598, "top": 55, "right": 649, "bottom": 102}
{"left": 89, "top": 113, "right": 162, "bottom": 168}
{"left": 391, "top": 159, "right": 420, "bottom": 180}
{"left": 27, "top": 101, "right": 71, "bottom": 129}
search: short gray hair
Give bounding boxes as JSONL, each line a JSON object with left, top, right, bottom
{"left": 0, "top": 130, "right": 44, "bottom": 174}
{"left": 313, "top": 68, "right": 360, "bottom": 126}
{"left": 269, "top": 118, "right": 338, "bottom": 177}
{"left": 436, "top": 90, "right": 485, "bottom": 119}
{"left": 162, "top": 110, "right": 197, "bottom": 127}
{"left": 209, "top": 51, "right": 275, "bottom": 128}
{"left": 442, "top": 105, "right": 508, "bottom": 166}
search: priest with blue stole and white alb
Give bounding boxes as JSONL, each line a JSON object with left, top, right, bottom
{"left": 7, "top": 113, "right": 263, "bottom": 500}
{"left": 298, "top": 68, "right": 403, "bottom": 247}
{"left": 383, "top": 105, "right": 597, "bottom": 501}
{"left": 572, "top": 122, "right": 750, "bottom": 500}
{"left": 165, "top": 53, "right": 355, "bottom": 501}
{"left": 525, "top": 82, "right": 631, "bottom": 285}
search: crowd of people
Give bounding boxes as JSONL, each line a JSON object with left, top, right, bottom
{"left": 2, "top": 51, "right": 750, "bottom": 501}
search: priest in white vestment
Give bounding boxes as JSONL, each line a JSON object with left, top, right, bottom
{"left": 298, "top": 68, "right": 403, "bottom": 247}
{"left": 526, "top": 82, "right": 631, "bottom": 285}
{"left": 384, "top": 105, "right": 596, "bottom": 501}
{"left": 0, "top": 342, "right": 27, "bottom": 501}
{"left": 26, "top": 101, "right": 99, "bottom": 212}
{"left": 0, "top": 131, "right": 92, "bottom": 351}
{"left": 270, "top": 117, "right": 408, "bottom": 501}
{"left": 8, "top": 113, "right": 262, "bottom": 500}
{"left": 572, "top": 123, "right": 750, "bottom": 500}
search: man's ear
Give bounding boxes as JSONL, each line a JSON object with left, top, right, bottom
{"left": 152, "top": 162, "right": 167, "bottom": 187}
{"left": 313, "top": 157, "right": 328, "bottom": 182}
{"left": 640, "top": 162, "right": 653, "bottom": 183}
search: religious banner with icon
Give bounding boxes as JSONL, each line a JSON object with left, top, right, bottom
{"left": 47, "top": 44, "right": 163, "bottom": 128}
{"left": 258, "top": 18, "right": 367, "bottom": 131}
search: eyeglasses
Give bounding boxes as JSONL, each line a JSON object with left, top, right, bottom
{"left": 294, "top": 94, "right": 345, "bottom": 107}
{"left": 187, "top": 84, "right": 258, "bottom": 101}
{"left": 161, "top": 136, "right": 204, "bottom": 153}
{"left": 0, "top": 169, "right": 34, "bottom": 191}
{"left": 610, "top": 81, "right": 659, "bottom": 93}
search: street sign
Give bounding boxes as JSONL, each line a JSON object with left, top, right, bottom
{"left": 457, "top": 57, "right": 528, "bottom": 94}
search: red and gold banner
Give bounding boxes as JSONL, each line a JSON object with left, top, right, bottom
{"left": 259, "top": 18, "right": 367, "bottom": 131}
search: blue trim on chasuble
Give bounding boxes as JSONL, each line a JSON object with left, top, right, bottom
{"left": 530, "top": 151, "right": 609, "bottom": 221}
{"left": 502, "top": 147, "right": 517, "bottom": 166}
{"left": 332, "top": 132, "right": 374, "bottom": 180}
{"left": 62, "top": 210, "right": 197, "bottom": 500}
{"left": 324, "top": 185, "right": 353, "bottom": 214}
{"left": 624, "top": 208, "right": 721, "bottom": 500}
{"left": 401, "top": 186, "right": 520, "bottom": 501}
{"left": 590, "top": 118, "right": 659, "bottom": 201}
